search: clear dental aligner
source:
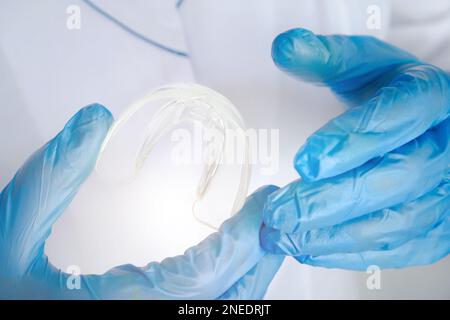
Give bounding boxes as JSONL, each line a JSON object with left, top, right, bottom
{"left": 96, "top": 83, "right": 251, "bottom": 229}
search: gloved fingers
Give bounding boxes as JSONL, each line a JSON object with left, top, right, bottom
{"left": 0, "top": 104, "right": 113, "bottom": 275}
{"left": 261, "top": 176, "right": 450, "bottom": 256}
{"left": 294, "top": 64, "right": 450, "bottom": 181}
{"left": 52, "top": 186, "right": 280, "bottom": 299}
{"left": 264, "top": 120, "right": 450, "bottom": 233}
{"left": 27, "top": 252, "right": 284, "bottom": 300}
{"left": 295, "top": 215, "right": 450, "bottom": 271}
{"left": 217, "top": 254, "right": 284, "bottom": 300}
{"left": 272, "top": 28, "right": 418, "bottom": 103}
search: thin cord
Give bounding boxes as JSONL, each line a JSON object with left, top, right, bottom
{"left": 81, "top": 0, "right": 189, "bottom": 57}
{"left": 176, "top": 0, "right": 185, "bottom": 9}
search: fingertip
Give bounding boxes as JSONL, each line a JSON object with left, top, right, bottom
{"left": 264, "top": 252, "right": 286, "bottom": 267}
{"left": 272, "top": 28, "right": 330, "bottom": 82}
{"left": 294, "top": 146, "right": 320, "bottom": 182}
{"left": 218, "top": 254, "right": 285, "bottom": 300}
{"left": 272, "top": 30, "right": 296, "bottom": 68}
{"left": 255, "top": 184, "right": 280, "bottom": 198}
{"left": 3, "top": 103, "right": 115, "bottom": 256}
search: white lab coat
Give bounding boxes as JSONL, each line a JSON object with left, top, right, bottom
{"left": 0, "top": 0, "right": 449, "bottom": 299}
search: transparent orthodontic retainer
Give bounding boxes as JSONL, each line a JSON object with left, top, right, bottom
{"left": 96, "top": 84, "right": 251, "bottom": 230}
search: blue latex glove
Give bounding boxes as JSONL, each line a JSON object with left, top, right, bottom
{"left": 0, "top": 104, "right": 283, "bottom": 299}
{"left": 261, "top": 28, "right": 450, "bottom": 270}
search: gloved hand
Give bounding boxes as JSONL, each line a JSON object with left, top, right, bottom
{"left": 0, "top": 104, "right": 283, "bottom": 299}
{"left": 261, "top": 28, "right": 450, "bottom": 270}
